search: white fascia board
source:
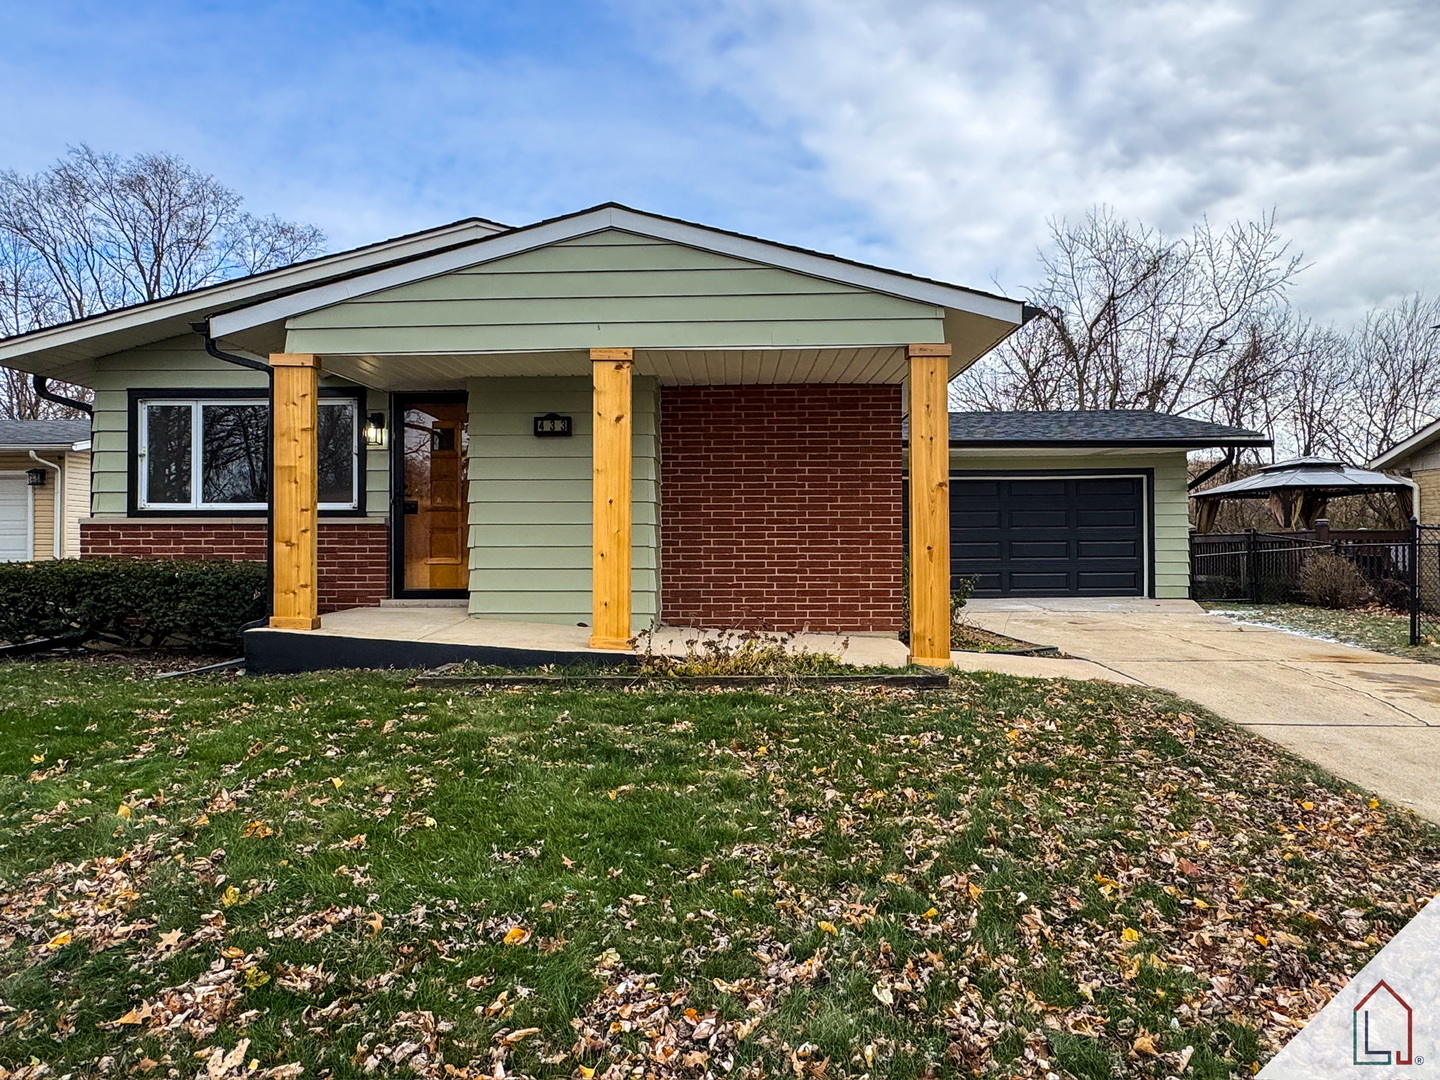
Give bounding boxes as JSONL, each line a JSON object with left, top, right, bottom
{"left": 209, "top": 206, "right": 1027, "bottom": 339}
{"left": 1370, "top": 416, "right": 1440, "bottom": 469}
{"left": 0, "top": 219, "right": 505, "bottom": 366}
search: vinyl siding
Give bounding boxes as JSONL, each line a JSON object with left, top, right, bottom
{"left": 87, "top": 335, "right": 375, "bottom": 518}
{"left": 63, "top": 451, "right": 89, "bottom": 557}
{"left": 945, "top": 450, "right": 1193, "bottom": 599}
{"left": 1413, "top": 468, "right": 1440, "bottom": 524}
{"left": 285, "top": 230, "right": 945, "bottom": 355}
{"left": 466, "top": 376, "right": 658, "bottom": 629}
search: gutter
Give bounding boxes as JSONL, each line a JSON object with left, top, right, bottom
{"left": 191, "top": 322, "right": 274, "bottom": 629}
{"left": 26, "top": 451, "right": 62, "bottom": 558}
{"left": 32, "top": 375, "right": 92, "bottom": 416}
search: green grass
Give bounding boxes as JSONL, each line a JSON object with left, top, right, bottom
{"left": 1205, "top": 602, "right": 1440, "bottom": 664}
{"left": 0, "top": 663, "right": 1436, "bottom": 1078}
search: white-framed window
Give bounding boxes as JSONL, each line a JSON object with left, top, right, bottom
{"left": 136, "top": 396, "right": 360, "bottom": 511}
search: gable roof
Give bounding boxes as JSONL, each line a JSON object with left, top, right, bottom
{"left": 0, "top": 418, "right": 91, "bottom": 450}
{"left": 0, "top": 216, "right": 509, "bottom": 382}
{"left": 946, "top": 410, "right": 1270, "bottom": 448}
{"left": 1370, "top": 416, "right": 1440, "bottom": 470}
{"left": 207, "top": 203, "right": 1031, "bottom": 340}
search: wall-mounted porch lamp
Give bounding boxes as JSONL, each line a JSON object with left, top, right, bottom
{"left": 364, "top": 412, "right": 388, "bottom": 448}
{"left": 25, "top": 467, "right": 47, "bottom": 486}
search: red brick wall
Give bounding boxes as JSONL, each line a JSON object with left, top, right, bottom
{"left": 80, "top": 521, "right": 389, "bottom": 612}
{"left": 660, "top": 385, "right": 904, "bottom": 633}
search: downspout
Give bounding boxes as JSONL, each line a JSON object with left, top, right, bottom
{"left": 191, "top": 322, "right": 274, "bottom": 628}
{"left": 26, "top": 451, "right": 62, "bottom": 559}
{"left": 32, "top": 375, "right": 93, "bottom": 416}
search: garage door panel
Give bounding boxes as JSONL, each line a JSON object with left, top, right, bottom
{"left": 1076, "top": 478, "right": 1140, "bottom": 496}
{"left": 1010, "top": 479, "right": 1067, "bottom": 496}
{"left": 951, "top": 474, "right": 1145, "bottom": 597}
{"left": 0, "top": 476, "right": 29, "bottom": 562}
{"left": 1010, "top": 541, "right": 1069, "bottom": 559}
{"left": 953, "top": 510, "right": 1000, "bottom": 529}
{"left": 1077, "top": 540, "right": 1140, "bottom": 559}
{"left": 954, "top": 541, "right": 1002, "bottom": 559}
{"left": 1009, "top": 509, "right": 1068, "bottom": 528}
{"left": 1008, "top": 572, "right": 1073, "bottom": 592}
{"left": 1078, "top": 508, "right": 1140, "bottom": 528}
{"left": 1078, "top": 571, "right": 1144, "bottom": 591}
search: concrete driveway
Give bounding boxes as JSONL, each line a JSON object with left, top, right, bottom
{"left": 964, "top": 598, "right": 1440, "bottom": 823}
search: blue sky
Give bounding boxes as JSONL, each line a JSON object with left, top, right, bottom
{"left": 3, "top": 1, "right": 1438, "bottom": 325}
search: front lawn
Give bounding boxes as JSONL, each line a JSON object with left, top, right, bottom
{"left": 0, "top": 665, "right": 1435, "bottom": 1079}
{"left": 1203, "top": 602, "right": 1440, "bottom": 664}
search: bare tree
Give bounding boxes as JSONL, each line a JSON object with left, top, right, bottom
{"left": 953, "top": 207, "right": 1304, "bottom": 429}
{"left": 0, "top": 145, "right": 326, "bottom": 419}
{"left": 1345, "top": 293, "right": 1440, "bottom": 460}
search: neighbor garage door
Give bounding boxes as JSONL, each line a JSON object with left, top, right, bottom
{"left": 0, "top": 475, "right": 29, "bottom": 562}
{"left": 951, "top": 475, "right": 1145, "bottom": 596}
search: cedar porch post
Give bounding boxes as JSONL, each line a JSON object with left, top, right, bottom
{"left": 590, "top": 348, "right": 633, "bottom": 649}
{"left": 269, "top": 353, "right": 321, "bottom": 630}
{"left": 908, "top": 343, "right": 952, "bottom": 666}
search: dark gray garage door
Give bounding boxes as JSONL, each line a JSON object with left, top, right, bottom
{"left": 951, "top": 476, "right": 1145, "bottom": 596}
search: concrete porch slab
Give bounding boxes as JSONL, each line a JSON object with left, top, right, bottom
{"left": 244, "top": 607, "right": 911, "bottom": 674}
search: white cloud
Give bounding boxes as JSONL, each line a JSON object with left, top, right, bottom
{"left": 637, "top": 0, "right": 1440, "bottom": 325}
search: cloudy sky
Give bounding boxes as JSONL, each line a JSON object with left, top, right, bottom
{"left": 2, "top": 0, "right": 1436, "bottom": 326}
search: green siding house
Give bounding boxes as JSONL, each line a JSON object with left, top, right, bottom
{"left": 0, "top": 203, "right": 1264, "bottom": 671}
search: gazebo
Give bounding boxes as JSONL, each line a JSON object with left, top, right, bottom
{"left": 1191, "top": 457, "right": 1416, "bottom": 533}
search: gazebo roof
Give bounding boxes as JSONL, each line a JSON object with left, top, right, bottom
{"left": 1191, "top": 457, "right": 1414, "bottom": 500}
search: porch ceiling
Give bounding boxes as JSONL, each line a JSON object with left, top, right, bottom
{"left": 319, "top": 346, "right": 912, "bottom": 391}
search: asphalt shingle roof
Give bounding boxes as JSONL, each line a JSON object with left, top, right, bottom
{"left": 946, "top": 410, "right": 1269, "bottom": 447}
{"left": 0, "top": 419, "right": 90, "bottom": 447}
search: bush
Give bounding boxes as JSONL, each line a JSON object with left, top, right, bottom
{"left": 0, "top": 558, "right": 266, "bottom": 650}
{"left": 1297, "top": 552, "right": 1373, "bottom": 610}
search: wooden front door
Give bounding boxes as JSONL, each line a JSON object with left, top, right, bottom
{"left": 396, "top": 395, "right": 470, "bottom": 595}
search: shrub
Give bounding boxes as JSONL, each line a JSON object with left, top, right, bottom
{"left": 0, "top": 558, "right": 266, "bottom": 650}
{"left": 1297, "top": 552, "right": 1373, "bottom": 610}
{"left": 632, "top": 629, "right": 849, "bottom": 676}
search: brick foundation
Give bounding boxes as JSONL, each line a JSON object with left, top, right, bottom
{"left": 80, "top": 520, "right": 390, "bottom": 612}
{"left": 660, "top": 385, "right": 904, "bottom": 633}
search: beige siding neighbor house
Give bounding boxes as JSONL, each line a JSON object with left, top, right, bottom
{"left": 1371, "top": 419, "right": 1440, "bottom": 521}
{"left": 0, "top": 420, "right": 91, "bottom": 562}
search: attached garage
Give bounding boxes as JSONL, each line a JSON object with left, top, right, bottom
{"left": 927, "top": 410, "right": 1270, "bottom": 599}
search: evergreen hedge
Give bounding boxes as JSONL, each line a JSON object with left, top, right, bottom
{"left": 0, "top": 558, "right": 266, "bottom": 650}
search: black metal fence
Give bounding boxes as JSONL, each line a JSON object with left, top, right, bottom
{"left": 1414, "top": 524, "right": 1440, "bottom": 646}
{"left": 1191, "top": 526, "right": 1414, "bottom": 607}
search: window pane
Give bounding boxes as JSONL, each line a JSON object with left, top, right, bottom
{"left": 318, "top": 402, "right": 356, "bottom": 506}
{"left": 202, "top": 403, "right": 268, "bottom": 504}
{"left": 144, "top": 404, "right": 193, "bottom": 504}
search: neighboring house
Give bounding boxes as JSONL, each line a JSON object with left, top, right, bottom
{"left": 0, "top": 420, "right": 91, "bottom": 562}
{"left": 0, "top": 201, "right": 1261, "bottom": 668}
{"left": 942, "top": 411, "right": 1269, "bottom": 597}
{"left": 1370, "top": 419, "right": 1440, "bottom": 520}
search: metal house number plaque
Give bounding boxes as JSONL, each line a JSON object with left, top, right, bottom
{"left": 533, "top": 412, "right": 573, "bottom": 438}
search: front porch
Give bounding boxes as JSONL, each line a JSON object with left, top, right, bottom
{"left": 243, "top": 603, "right": 911, "bottom": 674}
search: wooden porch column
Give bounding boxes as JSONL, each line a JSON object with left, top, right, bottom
{"left": 269, "top": 353, "right": 322, "bottom": 630}
{"left": 590, "top": 348, "right": 633, "bottom": 649}
{"left": 908, "top": 343, "right": 952, "bottom": 666}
